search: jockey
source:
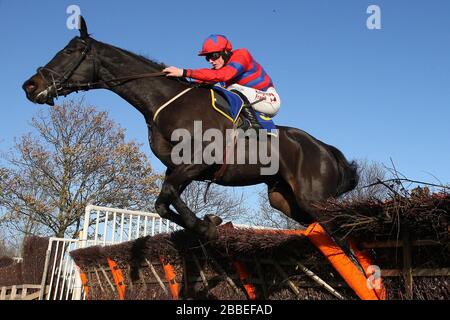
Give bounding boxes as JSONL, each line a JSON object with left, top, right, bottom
{"left": 163, "top": 34, "right": 281, "bottom": 129}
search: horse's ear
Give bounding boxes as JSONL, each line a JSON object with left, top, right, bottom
{"left": 78, "top": 15, "right": 89, "bottom": 39}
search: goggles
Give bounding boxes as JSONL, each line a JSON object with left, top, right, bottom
{"left": 205, "top": 52, "right": 222, "bottom": 62}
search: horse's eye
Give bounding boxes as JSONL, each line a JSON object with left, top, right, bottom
{"left": 65, "top": 49, "right": 74, "bottom": 54}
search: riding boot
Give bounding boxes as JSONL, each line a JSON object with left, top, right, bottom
{"left": 230, "top": 89, "right": 261, "bottom": 131}
{"left": 240, "top": 105, "right": 261, "bottom": 131}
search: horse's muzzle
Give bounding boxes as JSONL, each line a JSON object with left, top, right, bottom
{"left": 22, "top": 77, "right": 55, "bottom": 105}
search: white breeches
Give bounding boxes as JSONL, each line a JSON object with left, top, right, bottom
{"left": 227, "top": 83, "right": 281, "bottom": 117}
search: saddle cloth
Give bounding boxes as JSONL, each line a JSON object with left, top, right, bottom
{"left": 210, "top": 85, "right": 277, "bottom": 136}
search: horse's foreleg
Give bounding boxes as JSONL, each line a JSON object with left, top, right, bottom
{"left": 155, "top": 193, "right": 188, "bottom": 229}
{"left": 154, "top": 170, "right": 190, "bottom": 228}
{"left": 156, "top": 166, "right": 219, "bottom": 240}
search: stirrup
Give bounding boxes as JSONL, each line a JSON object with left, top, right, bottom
{"left": 241, "top": 105, "right": 261, "bottom": 130}
{"left": 237, "top": 118, "right": 251, "bottom": 131}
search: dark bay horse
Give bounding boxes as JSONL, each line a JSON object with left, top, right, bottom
{"left": 22, "top": 17, "right": 358, "bottom": 241}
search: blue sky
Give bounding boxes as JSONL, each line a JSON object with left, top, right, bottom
{"left": 1, "top": 0, "right": 449, "bottom": 199}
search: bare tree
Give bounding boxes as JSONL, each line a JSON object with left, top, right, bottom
{"left": 181, "top": 182, "right": 249, "bottom": 222}
{"left": 0, "top": 239, "right": 15, "bottom": 258}
{"left": 0, "top": 221, "right": 18, "bottom": 257}
{"left": 343, "top": 159, "right": 388, "bottom": 202}
{"left": 241, "top": 186, "right": 303, "bottom": 230}
{"left": 0, "top": 167, "right": 5, "bottom": 195}
{"left": 0, "top": 100, "right": 160, "bottom": 238}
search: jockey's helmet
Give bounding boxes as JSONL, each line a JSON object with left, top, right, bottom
{"left": 198, "top": 34, "right": 233, "bottom": 56}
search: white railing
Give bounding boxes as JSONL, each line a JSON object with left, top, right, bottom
{"left": 39, "top": 238, "right": 81, "bottom": 300}
{"left": 0, "top": 284, "right": 49, "bottom": 300}
{"left": 37, "top": 205, "right": 276, "bottom": 300}
{"left": 79, "top": 205, "right": 276, "bottom": 246}
{"left": 79, "top": 205, "right": 182, "bottom": 247}
{"left": 42, "top": 205, "right": 183, "bottom": 300}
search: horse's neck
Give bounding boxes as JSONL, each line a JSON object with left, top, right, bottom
{"left": 94, "top": 41, "right": 185, "bottom": 121}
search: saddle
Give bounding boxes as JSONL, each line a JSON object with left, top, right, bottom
{"left": 210, "top": 85, "right": 277, "bottom": 136}
{"left": 212, "top": 89, "right": 245, "bottom": 127}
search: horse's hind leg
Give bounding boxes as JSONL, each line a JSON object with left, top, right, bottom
{"left": 267, "top": 180, "right": 314, "bottom": 226}
{"left": 268, "top": 179, "right": 358, "bottom": 264}
{"left": 155, "top": 165, "right": 219, "bottom": 240}
{"left": 287, "top": 180, "right": 364, "bottom": 270}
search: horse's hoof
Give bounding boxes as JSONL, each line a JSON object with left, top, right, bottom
{"left": 196, "top": 221, "right": 219, "bottom": 241}
{"left": 204, "top": 225, "right": 219, "bottom": 241}
{"left": 203, "top": 214, "right": 223, "bottom": 226}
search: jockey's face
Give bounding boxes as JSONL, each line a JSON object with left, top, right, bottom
{"left": 208, "top": 55, "right": 225, "bottom": 70}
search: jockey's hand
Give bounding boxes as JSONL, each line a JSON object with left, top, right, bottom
{"left": 163, "top": 66, "right": 183, "bottom": 77}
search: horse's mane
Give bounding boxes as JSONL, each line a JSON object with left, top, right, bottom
{"left": 95, "top": 38, "right": 195, "bottom": 87}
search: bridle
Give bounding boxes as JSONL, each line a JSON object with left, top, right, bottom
{"left": 37, "top": 38, "right": 93, "bottom": 97}
{"left": 35, "top": 37, "right": 196, "bottom": 127}
{"left": 36, "top": 38, "right": 166, "bottom": 98}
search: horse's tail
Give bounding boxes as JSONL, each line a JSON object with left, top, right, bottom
{"left": 328, "top": 145, "right": 359, "bottom": 196}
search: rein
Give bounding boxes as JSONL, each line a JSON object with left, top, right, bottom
{"left": 62, "top": 71, "right": 168, "bottom": 91}
{"left": 37, "top": 37, "right": 167, "bottom": 95}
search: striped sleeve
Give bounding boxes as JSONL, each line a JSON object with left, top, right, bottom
{"left": 186, "top": 62, "right": 244, "bottom": 83}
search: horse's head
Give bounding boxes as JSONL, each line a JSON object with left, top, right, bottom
{"left": 22, "top": 16, "right": 97, "bottom": 105}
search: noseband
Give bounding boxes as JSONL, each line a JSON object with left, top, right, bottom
{"left": 37, "top": 38, "right": 93, "bottom": 97}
